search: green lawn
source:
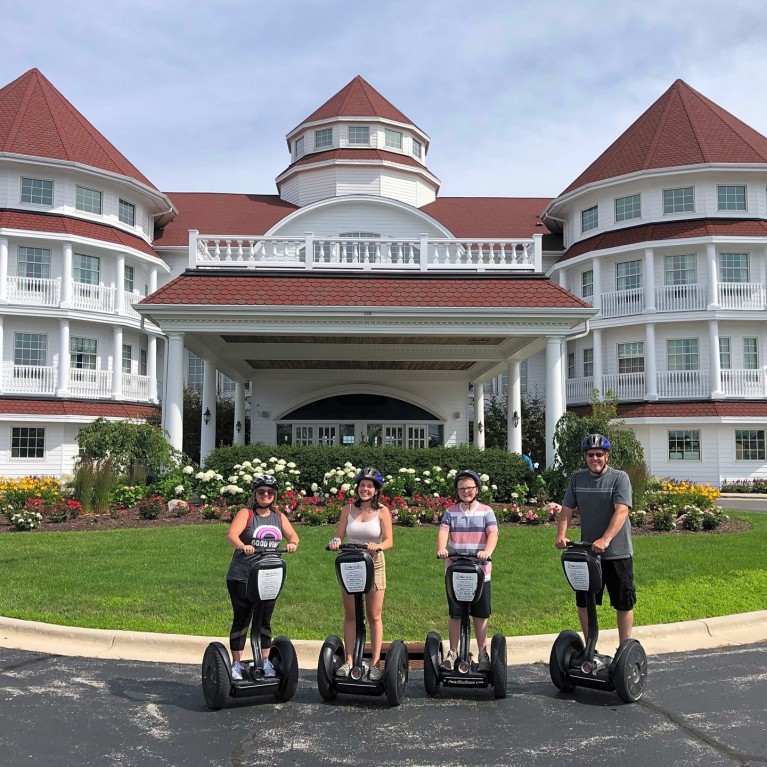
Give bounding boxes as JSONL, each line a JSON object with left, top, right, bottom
{"left": 1, "top": 512, "right": 765, "bottom": 641}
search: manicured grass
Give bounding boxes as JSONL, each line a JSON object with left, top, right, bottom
{"left": 1, "top": 512, "right": 765, "bottom": 641}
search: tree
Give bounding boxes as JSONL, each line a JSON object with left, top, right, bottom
{"left": 183, "top": 387, "right": 241, "bottom": 464}
{"left": 483, "top": 393, "right": 545, "bottom": 463}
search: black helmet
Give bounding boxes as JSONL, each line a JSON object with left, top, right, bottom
{"left": 354, "top": 467, "right": 384, "bottom": 490}
{"left": 454, "top": 469, "right": 482, "bottom": 491}
{"left": 581, "top": 434, "right": 611, "bottom": 452}
{"left": 251, "top": 474, "right": 279, "bottom": 492}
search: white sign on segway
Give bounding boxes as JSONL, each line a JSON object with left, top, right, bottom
{"left": 340, "top": 560, "right": 367, "bottom": 593}
{"left": 564, "top": 560, "right": 590, "bottom": 591}
{"left": 257, "top": 567, "right": 284, "bottom": 601}
{"left": 452, "top": 571, "right": 479, "bottom": 602}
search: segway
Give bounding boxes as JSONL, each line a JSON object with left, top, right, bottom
{"left": 202, "top": 541, "right": 298, "bottom": 709}
{"left": 423, "top": 554, "right": 507, "bottom": 698}
{"left": 549, "top": 541, "right": 647, "bottom": 703}
{"left": 317, "top": 543, "right": 409, "bottom": 706}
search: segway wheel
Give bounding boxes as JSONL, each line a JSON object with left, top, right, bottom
{"left": 549, "top": 630, "right": 582, "bottom": 693}
{"left": 317, "top": 635, "right": 343, "bottom": 702}
{"left": 612, "top": 639, "right": 648, "bottom": 703}
{"left": 384, "top": 640, "right": 409, "bottom": 707}
{"left": 202, "top": 642, "right": 230, "bottom": 710}
{"left": 271, "top": 636, "right": 299, "bottom": 702}
{"left": 423, "top": 631, "right": 442, "bottom": 697}
{"left": 490, "top": 633, "right": 507, "bottom": 699}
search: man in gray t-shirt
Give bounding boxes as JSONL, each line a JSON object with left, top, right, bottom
{"left": 556, "top": 433, "right": 636, "bottom": 643}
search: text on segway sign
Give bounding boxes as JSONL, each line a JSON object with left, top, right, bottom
{"left": 452, "top": 571, "right": 480, "bottom": 602}
{"left": 340, "top": 561, "right": 367, "bottom": 593}
{"left": 257, "top": 568, "right": 284, "bottom": 601}
{"left": 564, "top": 561, "right": 590, "bottom": 591}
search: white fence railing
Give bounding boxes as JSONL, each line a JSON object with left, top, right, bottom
{"left": 6, "top": 276, "right": 61, "bottom": 306}
{"left": 655, "top": 284, "right": 707, "bottom": 312}
{"left": 122, "top": 372, "right": 150, "bottom": 400}
{"left": 71, "top": 282, "right": 116, "bottom": 313}
{"left": 1, "top": 363, "right": 57, "bottom": 394}
{"left": 69, "top": 368, "right": 112, "bottom": 398}
{"left": 720, "top": 369, "right": 767, "bottom": 398}
{"left": 601, "top": 372, "right": 646, "bottom": 401}
{"left": 718, "top": 282, "right": 767, "bottom": 310}
{"left": 657, "top": 370, "right": 709, "bottom": 398}
{"left": 600, "top": 288, "right": 644, "bottom": 318}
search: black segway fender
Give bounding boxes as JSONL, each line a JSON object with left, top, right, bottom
{"left": 490, "top": 633, "right": 507, "bottom": 699}
{"left": 423, "top": 631, "right": 442, "bottom": 696}
{"left": 317, "top": 635, "right": 344, "bottom": 701}
{"left": 270, "top": 636, "right": 299, "bottom": 702}
{"left": 549, "top": 630, "right": 583, "bottom": 693}
{"left": 383, "top": 640, "right": 409, "bottom": 707}
{"left": 201, "top": 641, "right": 232, "bottom": 710}
{"left": 611, "top": 639, "right": 648, "bottom": 703}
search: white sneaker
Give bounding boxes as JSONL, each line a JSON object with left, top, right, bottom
{"left": 263, "top": 658, "right": 277, "bottom": 677}
{"left": 231, "top": 661, "right": 244, "bottom": 681}
{"left": 440, "top": 650, "right": 458, "bottom": 671}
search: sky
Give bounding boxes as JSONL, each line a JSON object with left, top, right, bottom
{"left": 3, "top": 0, "right": 767, "bottom": 200}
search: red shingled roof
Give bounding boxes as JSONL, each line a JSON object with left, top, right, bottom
{"left": 559, "top": 218, "right": 767, "bottom": 261}
{"left": 0, "top": 68, "right": 156, "bottom": 189}
{"left": 298, "top": 76, "right": 415, "bottom": 128}
{"left": 562, "top": 80, "right": 767, "bottom": 195}
{"left": 282, "top": 148, "right": 428, "bottom": 175}
{"left": 422, "top": 198, "right": 553, "bottom": 239}
{"left": 570, "top": 401, "right": 767, "bottom": 418}
{"left": 140, "top": 272, "right": 589, "bottom": 309}
{"left": 0, "top": 398, "right": 159, "bottom": 418}
{"left": 0, "top": 209, "right": 160, "bottom": 258}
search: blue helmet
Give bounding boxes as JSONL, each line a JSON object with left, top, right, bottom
{"left": 581, "top": 434, "right": 611, "bottom": 452}
{"left": 454, "top": 469, "right": 482, "bottom": 491}
{"left": 354, "top": 467, "right": 384, "bottom": 490}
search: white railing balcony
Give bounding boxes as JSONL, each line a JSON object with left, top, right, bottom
{"left": 121, "top": 290, "right": 143, "bottom": 320}
{"left": 190, "top": 231, "right": 543, "bottom": 273}
{"left": 71, "top": 282, "right": 116, "bottom": 313}
{"left": 718, "top": 282, "right": 767, "bottom": 310}
{"left": 721, "top": 369, "right": 767, "bottom": 398}
{"left": 566, "top": 376, "right": 595, "bottom": 404}
{"left": 602, "top": 372, "right": 646, "bottom": 401}
{"left": 122, "top": 372, "right": 150, "bottom": 401}
{"left": 655, "top": 284, "right": 707, "bottom": 312}
{"left": 69, "top": 368, "right": 112, "bottom": 399}
{"left": 657, "top": 370, "right": 709, "bottom": 398}
{"left": 5, "top": 276, "right": 61, "bottom": 307}
{"left": 1, "top": 363, "right": 57, "bottom": 395}
{"left": 600, "top": 288, "right": 644, "bottom": 318}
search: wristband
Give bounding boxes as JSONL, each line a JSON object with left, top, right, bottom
{"left": 329, "top": 537, "right": 341, "bottom": 545}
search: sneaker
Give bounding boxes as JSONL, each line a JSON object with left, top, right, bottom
{"left": 262, "top": 658, "right": 276, "bottom": 677}
{"left": 440, "top": 650, "right": 458, "bottom": 671}
{"left": 231, "top": 661, "right": 244, "bottom": 681}
{"left": 477, "top": 651, "right": 491, "bottom": 672}
{"left": 368, "top": 663, "right": 384, "bottom": 681}
{"left": 336, "top": 661, "right": 351, "bottom": 677}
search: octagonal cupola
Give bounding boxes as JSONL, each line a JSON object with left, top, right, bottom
{"left": 276, "top": 76, "right": 440, "bottom": 207}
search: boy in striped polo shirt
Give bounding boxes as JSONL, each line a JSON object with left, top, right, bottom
{"left": 437, "top": 470, "right": 499, "bottom": 671}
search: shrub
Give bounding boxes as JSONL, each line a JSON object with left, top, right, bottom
{"left": 201, "top": 503, "right": 231, "bottom": 521}
{"left": 702, "top": 507, "right": 728, "bottom": 530}
{"left": 680, "top": 505, "right": 704, "bottom": 532}
{"left": 496, "top": 505, "right": 523, "bottom": 524}
{"left": 47, "top": 499, "right": 83, "bottom": 523}
{"left": 137, "top": 495, "right": 165, "bottom": 520}
{"left": 720, "top": 478, "right": 767, "bottom": 493}
{"left": 523, "top": 509, "right": 541, "bottom": 526}
{"left": 71, "top": 458, "right": 115, "bottom": 514}
{"left": 628, "top": 508, "right": 647, "bottom": 527}
{"left": 0, "top": 476, "right": 62, "bottom": 512}
{"left": 10, "top": 510, "right": 43, "bottom": 531}
{"left": 111, "top": 484, "right": 146, "bottom": 509}
{"left": 650, "top": 506, "right": 676, "bottom": 532}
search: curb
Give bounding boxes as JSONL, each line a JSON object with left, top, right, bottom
{"left": 2, "top": 611, "right": 766, "bottom": 667}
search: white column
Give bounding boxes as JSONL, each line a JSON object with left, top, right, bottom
{"left": 709, "top": 319, "right": 723, "bottom": 398}
{"left": 201, "top": 358, "right": 217, "bottom": 464}
{"left": 507, "top": 361, "right": 522, "bottom": 454}
{"left": 57, "top": 318, "right": 70, "bottom": 396}
{"left": 0, "top": 318, "right": 4, "bottom": 394}
{"left": 706, "top": 244, "right": 719, "bottom": 309}
{"left": 234, "top": 381, "right": 246, "bottom": 446}
{"left": 249, "top": 379, "right": 257, "bottom": 445}
{"left": 645, "top": 323, "right": 658, "bottom": 400}
{"left": 149, "top": 267, "right": 158, "bottom": 295}
{"left": 591, "top": 258, "right": 602, "bottom": 314}
{"left": 592, "top": 328, "right": 603, "bottom": 399}
{"left": 112, "top": 326, "right": 123, "bottom": 399}
{"left": 147, "top": 335, "right": 158, "bottom": 402}
{"left": 644, "top": 248, "right": 656, "bottom": 312}
{"left": 474, "top": 380, "right": 485, "bottom": 450}
{"left": 61, "top": 242, "right": 73, "bottom": 307}
{"left": 545, "top": 337, "right": 565, "bottom": 467}
{"left": 115, "top": 254, "right": 125, "bottom": 315}
{"left": 0, "top": 237, "right": 8, "bottom": 301}
{"left": 164, "top": 332, "right": 185, "bottom": 452}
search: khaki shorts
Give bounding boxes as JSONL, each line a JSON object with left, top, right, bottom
{"left": 373, "top": 550, "right": 386, "bottom": 591}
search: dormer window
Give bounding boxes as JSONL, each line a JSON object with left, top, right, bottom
{"left": 294, "top": 136, "right": 305, "bottom": 159}
{"left": 412, "top": 139, "right": 422, "bottom": 159}
{"left": 348, "top": 126, "right": 369, "bottom": 145}
{"left": 315, "top": 128, "right": 333, "bottom": 150}
{"left": 384, "top": 129, "right": 402, "bottom": 150}
{"left": 717, "top": 185, "right": 746, "bottom": 211}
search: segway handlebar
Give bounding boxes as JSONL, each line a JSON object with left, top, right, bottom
{"left": 566, "top": 541, "right": 594, "bottom": 550}
{"left": 325, "top": 542, "right": 383, "bottom": 552}
{"left": 437, "top": 553, "right": 492, "bottom": 562}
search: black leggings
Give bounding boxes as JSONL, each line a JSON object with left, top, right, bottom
{"left": 226, "top": 579, "right": 275, "bottom": 652}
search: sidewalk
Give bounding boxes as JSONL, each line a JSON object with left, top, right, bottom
{"left": 2, "top": 611, "right": 765, "bottom": 668}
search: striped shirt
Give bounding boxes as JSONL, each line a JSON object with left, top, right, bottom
{"left": 440, "top": 502, "right": 498, "bottom": 580}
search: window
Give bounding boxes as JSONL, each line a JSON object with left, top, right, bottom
{"left": 293, "top": 136, "right": 304, "bottom": 158}
{"left": 667, "top": 338, "right": 699, "bottom": 371}
{"left": 384, "top": 426, "right": 404, "bottom": 447}
{"left": 122, "top": 344, "right": 132, "bottom": 374}
{"left": 140, "top": 347, "right": 147, "bottom": 376}
{"left": 743, "top": 337, "right": 759, "bottom": 370}
{"left": 618, "top": 341, "right": 644, "bottom": 374}
{"left": 412, "top": 138, "right": 422, "bottom": 159}
{"left": 663, "top": 186, "right": 694, "bottom": 214}
{"left": 581, "top": 269, "right": 593, "bottom": 299}
{"left": 348, "top": 125, "right": 369, "bottom": 145}
{"left": 124, "top": 265, "right": 135, "bottom": 293}
{"left": 21, "top": 177, "right": 53, "bottom": 205}
{"left": 615, "top": 194, "right": 641, "bottom": 222}
{"left": 187, "top": 352, "right": 203, "bottom": 391}
{"left": 384, "top": 129, "right": 402, "bottom": 149}
{"left": 11, "top": 427, "right": 45, "bottom": 459}
{"left": 314, "top": 128, "right": 332, "bottom": 149}
{"left": 407, "top": 426, "right": 427, "bottom": 448}
{"left": 219, "top": 374, "right": 236, "bottom": 393}
{"left": 668, "top": 430, "right": 701, "bottom": 461}
{"left": 76, "top": 185, "right": 102, "bottom": 214}
{"left": 119, "top": 199, "right": 135, "bottom": 226}
{"left": 581, "top": 205, "right": 598, "bottom": 233}
{"left": 18, "top": 247, "right": 51, "bottom": 279}
{"left": 520, "top": 360, "right": 528, "bottom": 393}
{"left": 719, "top": 337, "right": 732, "bottom": 370}
{"left": 735, "top": 429, "right": 765, "bottom": 461}
{"left": 583, "top": 348, "right": 594, "bottom": 378}
{"left": 295, "top": 425, "right": 314, "bottom": 446}
{"left": 71, "top": 338, "right": 97, "bottom": 370}
{"left": 617, "top": 260, "right": 642, "bottom": 291}
{"left": 717, "top": 185, "right": 746, "bottom": 211}
{"left": 664, "top": 254, "right": 696, "bottom": 285}
{"left": 720, "top": 253, "right": 749, "bottom": 283}
{"left": 568, "top": 352, "right": 575, "bottom": 379}
{"left": 74, "top": 253, "right": 100, "bottom": 285}
{"left": 14, "top": 333, "right": 47, "bottom": 366}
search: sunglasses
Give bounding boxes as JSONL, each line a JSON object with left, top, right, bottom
{"left": 585, "top": 452, "right": 605, "bottom": 458}
{"left": 255, "top": 489, "right": 275, "bottom": 496}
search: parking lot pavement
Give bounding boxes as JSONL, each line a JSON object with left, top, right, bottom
{"left": 1, "top": 643, "right": 765, "bottom": 767}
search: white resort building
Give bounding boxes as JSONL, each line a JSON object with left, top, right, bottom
{"left": 0, "top": 69, "right": 765, "bottom": 486}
